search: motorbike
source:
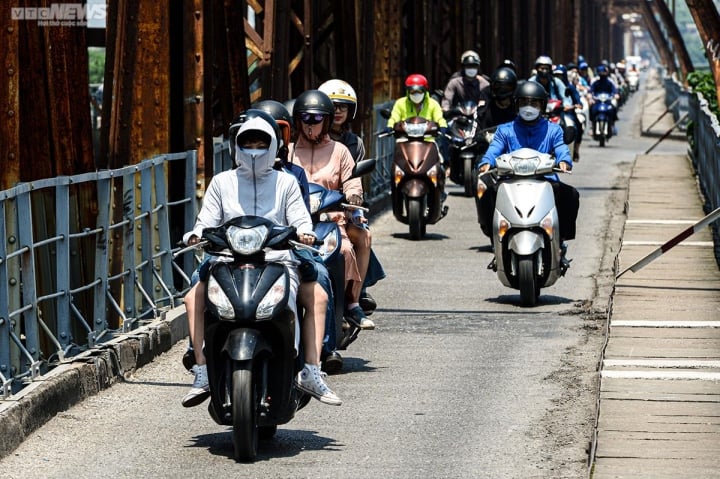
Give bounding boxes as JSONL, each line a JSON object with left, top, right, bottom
{"left": 479, "top": 148, "right": 568, "bottom": 306}
{"left": 444, "top": 100, "right": 490, "bottom": 196}
{"left": 591, "top": 93, "right": 616, "bottom": 147}
{"left": 545, "top": 98, "right": 577, "bottom": 157}
{"left": 626, "top": 70, "right": 639, "bottom": 93}
{"left": 307, "top": 159, "right": 376, "bottom": 353}
{"left": 381, "top": 116, "right": 448, "bottom": 240}
{"left": 186, "top": 216, "right": 313, "bottom": 461}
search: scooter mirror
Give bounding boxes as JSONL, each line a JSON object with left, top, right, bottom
{"left": 379, "top": 108, "right": 391, "bottom": 120}
{"left": 352, "top": 158, "right": 377, "bottom": 178}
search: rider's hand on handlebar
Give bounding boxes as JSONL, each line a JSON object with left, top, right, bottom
{"left": 298, "top": 233, "right": 316, "bottom": 246}
{"left": 478, "top": 163, "right": 490, "bottom": 174}
{"left": 186, "top": 235, "right": 200, "bottom": 246}
{"left": 558, "top": 161, "right": 570, "bottom": 173}
{"left": 347, "top": 194, "right": 363, "bottom": 206}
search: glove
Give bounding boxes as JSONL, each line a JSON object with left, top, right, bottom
{"left": 439, "top": 127, "right": 448, "bottom": 135}
{"left": 347, "top": 194, "right": 363, "bottom": 206}
{"left": 383, "top": 126, "right": 394, "bottom": 134}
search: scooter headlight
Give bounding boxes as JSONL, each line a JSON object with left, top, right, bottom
{"left": 256, "top": 275, "right": 287, "bottom": 319}
{"left": 509, "top": 155, "right": 540, "bottom": 176}
{"left": 496, "top": 212, "right": 510, "bottom": 239}
{"left": 394, "top": 165, "right": 405, "bottom": 186}
{"left": 316, "top": 228, "right": 340, "bottom": 260}
{"left": 427, "top": 164, "right": 438, "bottom": 186}
{"left": 476, "top": 178, "right": 487, "bottom": 199}
{"left": 226, "top": 225, "right": 268, "bottom": 255}
{"left": 207, "top": 274, "right": 234, "bottom": 319}
{"left": 309, "top": 191, "right": 323, "bottom": 214}
{"left": 541, "top": 213, "right": 555, "bottom": 238}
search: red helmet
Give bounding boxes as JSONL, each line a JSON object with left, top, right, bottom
{"left": 404, "top": 74, "right": 429, "bottom": 91}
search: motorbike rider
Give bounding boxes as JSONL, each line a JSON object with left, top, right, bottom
{"left": 529, "top": 55, "right": 573, "bottom": 111}
{"left": 476, "top": 80, "right": 580, "bottom": 266}
{"left": 181, "top": 111, "right": 342, "bottom": 408}
{"left": 441, "top": 50, "right": 491, "bottom": 111}
{"left": 480, "top": 66, "right": 518, "bottom": 129}
{"left": 587, "top": 64, "right": 620, "bottom": 129}
{"left": 288, "top": 89, "right": 375, "bottom": 331}
{"left": 317, "top": 79, "right": 386, "bottom": 321}
{"left": 387, "top": 73, "right": 447, "bottom": 172}
{"left": 553, "top": 64, "right": 584, "bottom": 162}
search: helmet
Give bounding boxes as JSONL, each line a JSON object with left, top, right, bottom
{"left": 534, "top": 55, "right": 553, "bottom": 69}
{"left": 227, "top": 108, "right": 281, "bottom": 162}
{"left": 318, "top": 79, "right": 358, "bottom": 120}
{"left": 552, "top": 64, "right": 569, "bottom": 85}
{"left": 578, "top": 61, "right": 589, "bottom": 70}
{"left": 596, "top": 64, "right": 608, "bottom": 75}
{"left": 514, "top": 80, "right": 548, "bottom": 112}
{"left": 283, "top": 98, "right": 296, "bottom": 117}
{"left": 252, "top": 99, "right": 292, "bottom": 149}
{"left": 500, "top": 58, "right": 517, "bottom": 72}
{"left": 490, "top": 67, "right": 518, "bottom": 100}
{"left": 293, "top": 89, "right": 334, "bottom": 137}
{"left": 405, "top": 73, "right": 429, "bottom": 91}
{"left": 460, "top": 50, "right": 481, "bottom": 67}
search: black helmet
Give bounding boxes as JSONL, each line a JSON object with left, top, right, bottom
{"left": 228, "top": 108, "right": 281, "bottom": 161}
{"left": 252, "top": 99, "right": 292, "bottom": 148}
{"left": 460, "top": 50, "right": 481, "bottom": 67}
{"left": 499, "top": 58, "right": 517, "bottom": 72}
{"left": 491, "top": 67, "right": 518, "bottom": 100}
{"left": 293, "top": 89, "right": 334, "bottom": 137}
{"left": 514, "top": 80, "right": 548, "bottom": 112}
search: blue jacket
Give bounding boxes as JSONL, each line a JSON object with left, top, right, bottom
{"left": 479, "top": 117, "right": 572, "bottom": 180}
{"left": 589, "top": 77, "right": 618, "bottom": 96}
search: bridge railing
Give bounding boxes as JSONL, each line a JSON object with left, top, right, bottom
{"left": 687, "top": 89, "right": 720, "bottom": 265}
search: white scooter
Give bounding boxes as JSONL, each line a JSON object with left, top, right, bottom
{"left": 484, "top": 148, "right": 568, "bottom": 306}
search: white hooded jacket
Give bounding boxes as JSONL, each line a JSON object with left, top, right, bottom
{"left": 183, "top": 116, "right": 314, "bottom": 244}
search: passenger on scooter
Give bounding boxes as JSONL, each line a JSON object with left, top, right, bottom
{"left": 251, "top": 100, "right": 344, "bottom": 374}
{"left": 288, "top": 89, "right": 375, "bottom": 332}
{"left": 317, "top": 79, "right": 386, "bottom": 320}
{"left": 477, "top": 80, "right": 580, "bottom": 267}
{"left": 181, "top": 111, "right": 342, "bottom": 408}
{"left": 587, "top": 64, "right": 620, "bottom": 128}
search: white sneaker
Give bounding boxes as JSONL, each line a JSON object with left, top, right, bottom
{"left": 181, "top": 364, "right": 210, "bottom": 407}
{"left": 295, "top": 364, "right": 342, "bottom": 406}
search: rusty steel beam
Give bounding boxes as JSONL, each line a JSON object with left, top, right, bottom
{"left": 650, "top": 0, "right": 694, "bottom": 80}
{"left": 640, "top": 0, "right": 677, "bottom": 75}
{"left": 0, "top": 9, "right": 20, "bottom": 189}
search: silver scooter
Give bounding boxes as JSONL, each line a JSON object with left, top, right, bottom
{"left": 484, "top": 148, "right": 567, "bottom": 306}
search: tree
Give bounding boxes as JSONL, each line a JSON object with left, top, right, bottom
{"left": 685, "top": 0, "right": 720, "bottom": 106}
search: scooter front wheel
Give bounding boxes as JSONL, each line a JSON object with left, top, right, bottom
{"left": 408, "top": 198, "right": 424, "bottom": 240}
{"left": 518, "top": 255, "right": 539, "bottom": 307}
{"left": 232, "top": 367, "right": 259, "bottom": 462}
{"left": 463, "top": 159, "right": 475, "bottom": 197}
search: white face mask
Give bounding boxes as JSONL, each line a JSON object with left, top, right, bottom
{"left": 518, "top": 105, "right": 541, "bottom": 122}
{"left": 409, "top": 92, "right": 424, "bottom": 104}
{"left": 464, "top": 68, "right": 478, "bottom": 78}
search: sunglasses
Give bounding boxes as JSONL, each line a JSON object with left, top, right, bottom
{"left": 300, "top": 112, "right": 325, "bottom": 125}
{"left": 333, "top": 103, "right": 349, "bottom": 112}
{"left": 407, "top": 87, "right": 426, "bottom": 94}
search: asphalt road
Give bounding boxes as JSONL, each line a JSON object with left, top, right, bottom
{"left": 0, "top": 86, "right": 671, "bottom": 479}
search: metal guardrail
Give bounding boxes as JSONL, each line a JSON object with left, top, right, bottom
{"left": 688, "top": 90, "right": 720, "bottom": 265}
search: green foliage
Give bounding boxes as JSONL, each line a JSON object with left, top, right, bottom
{"left": 687, "top": 71, "right": 719, "bottom": 113}
{"left": 88, "top": 47, "right": 105, "bottom": 85}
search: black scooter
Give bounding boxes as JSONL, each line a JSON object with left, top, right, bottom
{"left": 186, "top": 216, "right": 311, "bottom": 462}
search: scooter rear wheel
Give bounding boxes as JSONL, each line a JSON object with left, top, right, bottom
{"left": 232, "top": 367, "right": 259, "bottom": 462}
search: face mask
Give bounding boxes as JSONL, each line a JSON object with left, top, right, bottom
{"left": 464, "top": 68, "right": 478, "bottom": 78}
{"left": 518, "top": 105, "right": 541, "bottom": 122}
{"left": 240, "top": 148, "right": 267, "bottom": 157}
{"left": 409, "top": 92, "right": 424, "bottom": 104}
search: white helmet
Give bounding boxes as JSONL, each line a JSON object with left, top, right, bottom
{"left": 318, "top": 79, "right": 358, "bottom": 120}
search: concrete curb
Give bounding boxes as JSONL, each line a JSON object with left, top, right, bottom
{"left": 0, "top": 306, "right": 189, "bottom": 460}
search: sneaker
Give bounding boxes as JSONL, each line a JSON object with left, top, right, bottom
{"left": 181, "top": 364, "right": 210, "bottom": 408}
{"left": 359, "top": 291, "right": 377, "bottom": 315}
{"left": 321, "top": 350, "right": 344, "bottom": 375}
{"left": 295, "top": 364, "right": 342, "bottom": 406}
{"left": 345, "top": 305, "right": 375, "bottom": 330}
